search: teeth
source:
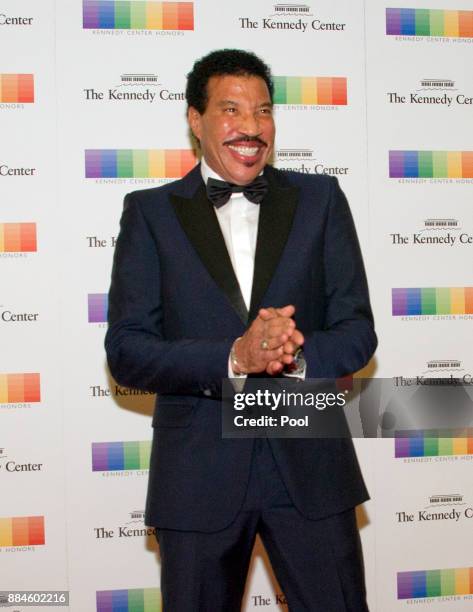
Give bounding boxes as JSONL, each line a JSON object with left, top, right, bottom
{"left": 228, "top": 145, "right": 259, "bottom": 156}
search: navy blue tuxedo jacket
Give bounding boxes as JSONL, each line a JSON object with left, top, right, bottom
{"left": 105, "top": 164, "right": 377, "bottom": 532}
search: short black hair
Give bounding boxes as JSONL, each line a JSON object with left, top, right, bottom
{"left": 186, "top": 49, "right": 274, "bottom": 114}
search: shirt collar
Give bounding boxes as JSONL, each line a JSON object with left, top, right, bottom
{"left": 201, "top": 157, "right": 223, "bottom": 184}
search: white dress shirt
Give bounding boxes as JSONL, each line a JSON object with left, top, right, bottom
{"left": 201, "top": 158, "right": 305, "bottom": 379}
{"left": 201, "top": 158, "right": 259, "bottom": 310}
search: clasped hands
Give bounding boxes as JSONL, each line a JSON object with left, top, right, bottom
{"left": 232, "top": 305, "right": 304, "bottom": 376}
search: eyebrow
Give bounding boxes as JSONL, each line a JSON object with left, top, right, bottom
{"left": 217, "top": 99, "right": 273, "bottom": 108}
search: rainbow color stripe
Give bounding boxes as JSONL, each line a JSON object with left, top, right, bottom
{"left": 88, "top": 294, "right": 108, "bottom": 323}
{"left": 0, "top": 516, "right": 45, "bottom": 547}
{"left": 85, "top": 149, "right": 197, "bottom": 179}
{"left": 387, "top": 8, "right": 473, "bottom": 38}
{"left": 0, "top": 74, "right": 34, "bottom": 103}
{"left": 0, "top": 223, "right": 37, "bottom": 252}
{"left": 395, "top": 429, "right": 473, "bottom": 458}
{"left": 97, "top": 588, "right": 161, "bottom": 612}
{"left": 83, "top": 1, "right": 193, "bottom": 30}
{"left": 273, "top": 77, "right": 347, "bottom": 105}
{"left": 92, "top": 441, "right": 151, "bottom": 471}
{"left": 392, "top": 288, "right": 473, "bottom": 316}
{"left": 390, "top": 151, "right": 473, "bottom": 178}
{"left": 398, "top": 568, "right": 473, "bottom": 598}
{"left": 0, "top": 374, "right": 41, "bottom": 404}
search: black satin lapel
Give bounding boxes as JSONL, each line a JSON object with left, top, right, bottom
{"left": 171, "top": 184, "right": 248, "bottom": 323}
{"left": 249, "top": 176, "right": 299, "bottom": 319}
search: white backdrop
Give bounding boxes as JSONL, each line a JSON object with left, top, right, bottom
{"left": 1, "top": 1, "right": 473, "bottom": 610}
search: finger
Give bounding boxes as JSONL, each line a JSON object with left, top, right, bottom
{"left": 266, "top": 360, "right": 284, "bottom": 375}
{"left": 259, "top": 305, "right": 295, "bottom": 320}
{"left": 259, "top": 346, "right": 285, "bottom": 363}
{"left": 278, "top": 333, "right": 303, "bottom": 353}
{"left": 265, "top": 325, "right": 294, "bottom": 341}
{"left": 260, "top": 335, "right": 289, "bottom": 351}
{"left": 275, "top": 304, "right": 295, "bottom": 318}
{"left": 264, "top": 317, "right": 295, "bottom": 336}
{"left": 258, "top": 307, "right": 278, "bottom": 321}
{"left": 282, "top": 340, "right": 298, "bottom": 355}
{"left": 291, "top": 329, "right": 304, "bottom": 346}
{"left": 278, "top": 352, "right": 296, "bottom": 365}
{"left": 282, "top": 331, "right": 304, "bottom": 354}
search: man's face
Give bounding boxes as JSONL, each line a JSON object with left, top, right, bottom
{"left": 188, "top": 74, "right": 275, "bottom": 185}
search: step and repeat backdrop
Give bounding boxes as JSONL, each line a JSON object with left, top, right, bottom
{"left": 1, "top": 0, "right": 473, "bottom": 610}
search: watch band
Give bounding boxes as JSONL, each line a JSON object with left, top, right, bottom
{"left": 283, "top": 347, "right": 306, "bottom": 378}
{"left": 230, "top": 337, "right": 246, "bottom": 375}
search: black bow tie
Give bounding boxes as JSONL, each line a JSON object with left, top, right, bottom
{"left": 206, "top": 175, "right": 268, "bottom": 208}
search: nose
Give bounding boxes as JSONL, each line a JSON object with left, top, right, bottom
{"left": 239, "top": 110, "right": 261, "bottom": 137}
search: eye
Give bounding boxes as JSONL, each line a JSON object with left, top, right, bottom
{"left": 260, "top": 107, "right": 273, "bottom": 115}
{"left": 224, "top": 106, "right": 237, "bottom": 114}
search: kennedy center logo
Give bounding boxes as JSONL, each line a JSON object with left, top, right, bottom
{"left": 88, "top": 293, "right": 108, "bottom": 323}
{"left": 389, "top": 151, "right": 473, "bottom": 182}
{"left": 395, "top": 492, "right": 473, "bottom": 527}
{"left": 0, "top": 373, "right": 41, "bottom": 408}
{"left": 395, "top": 429, "right": 473, "bottom": 459}
{"left": 275, "top": 148, "right": 349, "bottom": 176}
{"left": 389, "top": 217, "right": 473, "bottom": 248}
{"left": 427, "top": 492, "right": 464, "bottom": 506}
{"left": 85, "top": 149, "right": 197, "bottom": 184}
{"left": 83, "top": 73, "right": 185, "bottom": 104}
{"left": 0, "top": 163, "right": 36, "bottom": 177}
{"left": 0, "top": 13, "right": 34, "bottom": 27}
{"left": 424, "top": 359, "right": 463, "bottom": 375}
{"left": 392, "top": 287, "right": 473, "bottom": 318}
{"left": 0, "top": 446, "right": 44, "bottom": 474}
{"left": 83, "top": 1, "right": 194, "bottom": 33}
{"left": 398, "top": 567, "right": 473, "bottom": 600}
{"left": 92, "top": 441, "right": 151, "bottom": 476}
{"left": 96, "top": 588, "right": 161, "bottom": 611}
{"left": 93, "top": 510, "right": 156, "bottom": 541}
{"left": 0, "top": 223, "right": 37, "bottom": 254}
{"left": 387, "top": 78, "right": 473, "bottom": 107}
{"left": 0, "top": 516, "right": 45, "bottom": 548}
{"left": 238, "top": 4, "right": 347, "bottom": 34}
{"left": 386, "top": 8, "right": 473, "bottom": 42}
{"left": 274, "top": 76, "right": 347, "bottom": 110}
{"left": 0, "top": 74, "right": 34, "bottom": 108}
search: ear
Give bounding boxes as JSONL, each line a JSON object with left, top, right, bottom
{"left": 187, "top": 107, "right": 202, "bottom": 141}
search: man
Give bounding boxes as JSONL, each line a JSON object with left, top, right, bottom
{"left": 106, "top": 49, "right": 377, "bottom": 611}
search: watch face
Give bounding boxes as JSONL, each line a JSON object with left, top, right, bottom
{"left": 283, "top": 350, "right": 305, "bottom": 377}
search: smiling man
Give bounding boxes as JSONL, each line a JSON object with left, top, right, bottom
{"left": 187, "top": 72, "right": 274, "bottom": 183}
{"left": 106, "top": 49, "right": 377, "bottom": 611}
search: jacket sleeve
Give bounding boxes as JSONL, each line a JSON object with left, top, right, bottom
{"left": 303, "top": 177, "right": 377, "bottom": 378}
{"left": 105, "top": 193, "right": 233, "bottom": 396}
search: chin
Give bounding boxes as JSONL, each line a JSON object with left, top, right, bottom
{"left": 238, "top": 162, "right": 264, "bottom": 178}
{"left": 236, "top": 172, "right": 260, "bottom": 184}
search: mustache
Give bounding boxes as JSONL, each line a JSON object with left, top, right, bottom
{"left": 224, "top": 135, "right": 267, "bottom": 147}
